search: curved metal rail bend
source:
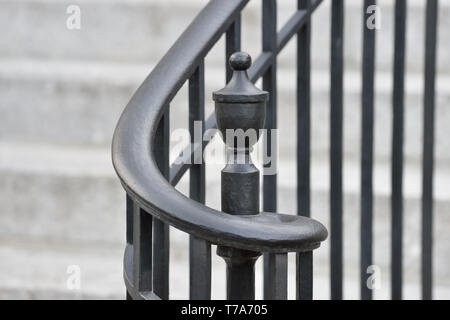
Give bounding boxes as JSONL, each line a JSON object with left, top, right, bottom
{"left": 112, "top": 0, "right": 327, "bottom": 254}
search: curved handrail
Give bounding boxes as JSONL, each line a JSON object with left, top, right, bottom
{"left": 112, "top": 0, "right": 327, "bottom": 253}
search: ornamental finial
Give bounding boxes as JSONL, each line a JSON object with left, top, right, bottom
{"left": 213, "top": 52, "right": 268, "bottom": 150}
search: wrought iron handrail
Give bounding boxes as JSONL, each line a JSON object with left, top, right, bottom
{"left": 113, "top": 0, "right": 329, "bottom": 301}
{"left": 113, "top": 0, "right": 440, "bottom": 301}
{"left": 112, "top": 0, "right": 326, "bottom": 254}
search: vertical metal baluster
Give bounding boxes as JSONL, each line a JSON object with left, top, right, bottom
{"left": 262, "top": 0, "right": 284, "bottom": 300}
{"left": 297, "top": 2, "right": 311, "bottom": 219}
{"left": 188, "top": 62, "right": 211, "bottom": 300}
{"left": 226, "top": 15, "right": 241, "bottom": 82}
{"left": 154, "top": 109, "right": 170, "bottom": 299}
{"left": 422, "top": 0, "right": 438, "bottom": 301}
{"left": 296, "top": 252, "right": 313, "bottom": 300}
{"left": 361, "top": 0, "right": 376, "bottom": 301}
{"left": 262, "top": 0, "right": 277, "bottom": 215}
{"left": 330, "top": 0, "right": 344, "bottom": 301}
{"left": 133, "top": 203, "right": 153, "bottom": 293}
{"left": 265, "top": 253, "right": 288, "bottom": 300}
{"left": 297, "top": 0, "right": 313, "bottom": 300}
{"left": 126, "top": 194, "right": 134, "bottom": 246}
{"left": 189, "top": 62, "right": 206, "bottom": 209}
{"left": 189, "top": 237, "right": 211, "bottom": 300}
{"left": 126, "top": 193, "right": 134, "bottom": 299}
{"left": 391, "top": 0, "right": 407, "bottom": 301}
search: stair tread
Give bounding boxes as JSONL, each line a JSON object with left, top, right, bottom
{"left": 1, "top": 141, "right": 450, "bottom": 201}
{"left": 1, "top": 59, "right": 450, "bottom": 95}
{"left": 0, "top": 238, "right": 449, "bottom": 300}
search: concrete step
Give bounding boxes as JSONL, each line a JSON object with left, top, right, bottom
{"left": 1, "top": 141, "right": 450, "bottom": 298}
{"left": 0, "top": 239, "right": 123, "bottom": 299}
{"left": 0, "top": 59, "right": 148, "bottom": 147}
{"left": 1, "top": 235, "right": 450, "bottom": 300}
{"left": 1, "top": 59, "right": 449, "bottom": 164}
{"left": 0, "top": 142, "right": 125, "bottom": 246}
{"left": 1, "top": 0, "right": 449, "bottom": 73}
{"left": 2, "top": 0, "right": 449, "bottom": 300}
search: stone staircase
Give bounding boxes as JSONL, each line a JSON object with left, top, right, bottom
{"left": 1, "top": 0, "right": 449, "bottom": 299}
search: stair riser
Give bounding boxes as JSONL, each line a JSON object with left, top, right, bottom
{"left": 0, "top": 169, "right": 125, "bottom": 245}
{"left": 1, "top": 0, "right": 449, "bottom": 73}
{"left": 1, "top": 167, "right": 449, "bottom": 282}
{"left": 1, "top": 71, "right": 449, "bottom": 164}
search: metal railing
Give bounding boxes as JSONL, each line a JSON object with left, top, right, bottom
{"left": 112, "top": 0, "right": 440, "bottom": 300}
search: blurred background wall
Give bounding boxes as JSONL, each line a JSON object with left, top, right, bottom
{"left": 0, "top": 0, "right": 449, "bottom": 299}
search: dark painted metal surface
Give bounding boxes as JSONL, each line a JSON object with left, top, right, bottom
{"left": 297, "top": 0, "right": 313, "bottom": 301}
{"left": 168, "top": 2, "right": 324, "bottom": 188}
{"left": 297, "top": 0, "right": 311, "bottom": 220}
{"left": 217, "top": 246, "right": 261, "bottom": 300}
{"left": 277, "top": 0, "right": 323, "bottom": 52}
{"left": 265, "top": 253, "right": 288, "bottom": 300}
{"left": 188, "top": 62, "right": 211, "bottom": 300}
{"left": 124, "top": 244, "right": 162, "bottom": 300}
{"left": 422, "top": 0, "right": 438, "bottom": 301}
{"left": 262, "top": 0, "right": 280, "bottom": 300}
{"left": 215, "top": 53, "right": 266, "bottom": 299}
{"left": 213, "top": 53, "right": 326, "bottom": 299}
{"left": 133, "top": 204, "right": 153, "bottom": 292}
{"left": 226, "top": 17, "right": 241, "bottom": 83}
{"left": 189, "top": 63, "right": 206, "bottom": 206}
{"left": 262, "top": 0, "right": 277, "bottom": 218}
{"left": 361, "top": 0, "right": 376, "bottom": 301}
{"left": 126, "top": 194, "right": 133, "bottom": 245}
{"left": 391, "top": 0, "right": 407, "bottom": 301}
{"left": 113, "top": 0, "right": 327, "bottom": 254}
{"left": 189, "top": 237, "right": 211, "bottom": 300}
{"left": 115, "top": 0, "right": 438, "bottom": 301}
{"left": 297, "top": 252, "right": 313, "bottom": 300}
{"left": 153, "top": 109, "right": 170, "bottom": 300}
{"left": 330, "top": 0, "right": 344, "bottom": 301}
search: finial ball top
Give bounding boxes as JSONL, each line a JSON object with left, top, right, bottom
{"left": 230, "top": 52, "right": 252, "bottom": 71}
